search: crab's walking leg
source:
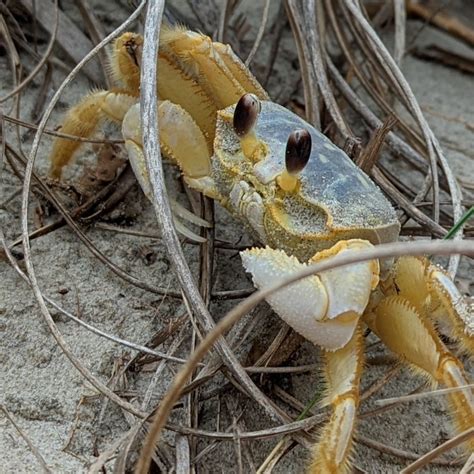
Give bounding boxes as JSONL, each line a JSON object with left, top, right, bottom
{"left": 157, "top": 26, "right": 268, "bottom": 148}
{"left": 160, "top": 26, "right": 268, "bottom": 107}
{"left": 122, "top": 102, "right": 215, "bottom": 242}
{"left": 429, "top": 267, "right": 474, "bottom": 356}
{"left": 393, "top": 256, "right": 474, "bottom": 356}
{"left": 49, "top": 90, "right": 137, "bottom": 178}
{"left": 310, "top": 326, "right": 364, "bottom": 474}
{"left": 366, "top": 296, "right": 474, "bottom": 451}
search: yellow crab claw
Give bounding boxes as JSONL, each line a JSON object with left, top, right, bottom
{"left": 122, "top": 102, "right": 212, "bottom": 243}
{"left": 240, "top": 239, "right": 379, "bottom": 351}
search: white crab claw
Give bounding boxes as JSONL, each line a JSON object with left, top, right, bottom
{"left": 241, "top": 240, "right": 379, "bottom": 351}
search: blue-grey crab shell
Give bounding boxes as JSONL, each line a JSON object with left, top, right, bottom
{"left": 212, "top": 101, "right": 400, "bottom": 261}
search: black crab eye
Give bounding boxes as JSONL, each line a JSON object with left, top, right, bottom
{"left": 233, "top": 93, "right": 261, "bottom": 137}
{"left": 285, "top": 129, "right": 312, "bottom": 175}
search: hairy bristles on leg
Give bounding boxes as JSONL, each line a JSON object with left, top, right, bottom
{"left": 159, "top": 25, "right": 266, "bottom": 108}
{"left": 49, "top": 90, "right": 137, "bottom": 179}
{"left": 428, "top": 267, "right": 474, "bottom": 357}
{"left": 393, "top": 256, "right": 474, "bottom": 358}
{"left": 161, "top": 30, "right": 245, "bottom": 107}
{"left": 157, "top": 54, "right": 217, "bottom": 150}
{"left": 49, "top": 91, "right": 104, "bottom": 178}
{"left": 368, "top": 296, "right": 474, "bottom": 452}
{"left": 310, "top": 326, "right": 364, "bottom": 474}
{"left": 213, "top": 42, "right": 269, "bottom": 100}
{"left": 440, "top": 356, "right": 474, "bottom": 442}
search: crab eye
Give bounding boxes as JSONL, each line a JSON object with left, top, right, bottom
{"left": 233, "top": 93, "right": 261, "bottom": 137}
{"left": 285, "top": 129, "right": 312, "bottom": 175}
{"left": 277, "top": 129, "right": 312, "bottom": 193}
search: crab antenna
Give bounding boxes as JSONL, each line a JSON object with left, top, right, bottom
{"left": 277, "top": 129, "right": 312, "bottom": 192}
{"left": 233, "top": 93, "right": 265, "bottom": 161}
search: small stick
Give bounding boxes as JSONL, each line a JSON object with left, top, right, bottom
{"left": 460, "top": 453, "right": 474, "bottom": 474}
{"left": 400, "top": 428, "right": 474, "bottom": 473}
{"left": 2, "top": 115, "right": 123, "bottom": 143}
{"left": 1, "top": 405, "right": 52, "bottom": 473}
{"left": 356, "top": 115, "right": 398, "bottom": 174}
{"left": 393, "top": 0, "right": 406, "bottom": 66}
{"left": 407, "top": 0, "right": 474, "bottom": 47}
{"left": 175, "top": 436, "right": 191, "bottom": 474}
{"left": 76, "top": 0, "right": 113, "bottom": 88}
{"left": 18, "top": 0, "right": 103, "bottom": 83}
{"left": 245, "top": 0, "right": 271, "bottom": 66}
{"left": 375, "top": 383, "right": 474, "bottom": 407}
{"left": 357, "top": 435, "right": 458, "bottom": 466}
{"left": 0, "top": 0, "right": 58, "bottom": 104}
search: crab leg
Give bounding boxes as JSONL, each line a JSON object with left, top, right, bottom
{"left": 366, "top": 296, "right": 474, "bottom": 451}
{"left": 429, "top": 267, "right": 474, "bottom": 356}
{"left": 310, "top": 325, "right": 364, "bottom": 474}
{"left": 392, "top": 256, "right": 474, "bottom": 357}
{"left": 157, "top": 54, "right": 218, "bottom": 149}
{"left": 158, "top": 27, "right": 268, "bottom": 134}
{"left": 161, "top": 27, "right": 245, "bottom": 107}
{"left": 49, "top": 89, "right": 137, "bottom": 178}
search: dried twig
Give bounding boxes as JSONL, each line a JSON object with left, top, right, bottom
{"left": 19, "top": 0, "right": 148, "bottom": 420}
{"left": 375, "top": 384, "right": 474, "bottom": 407}
{"left": 0, "top": 0, "right": 58, "bottom": 103}
{"left": 18, "top": 0, "right": 103, "bottom": 83}
{"left": 356, "top": 115, "right": 398, "bottom": 174}
{"left": 1, "top": 405, "right": 52, "bottom": 473}
{"left": 413, "top": 44, "right": 474, "bottom": 75}
{"left": 400, "top": 428, "right": 474, "bottom": 473}
{"left": 285, "top": 0, "right": 321, "bottom": 128}
{"left": 245, "top": 0, "right": 271, "bottom": 67}
{"left": 407, "top": 0, "right": 474, "bottom": 47}
{"left": 393, "top": 0, "right": 406, "bottom": 67}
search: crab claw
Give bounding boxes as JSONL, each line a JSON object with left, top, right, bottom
{"left": 122, "top": 102, "right": 212, "bottom": 243}
{"left": 241, "top": 240, "right": 379, "bottom": 351}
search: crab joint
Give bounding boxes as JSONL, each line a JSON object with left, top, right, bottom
{"left": 277, "top": 129, "right": 312, "bottom": 193}
{"left": 233, "top": 93, "right": 265, "bottom": 161}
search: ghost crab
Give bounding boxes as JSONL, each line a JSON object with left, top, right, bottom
{"left": 49, "top": 27, "right": 473, "bottom": 473}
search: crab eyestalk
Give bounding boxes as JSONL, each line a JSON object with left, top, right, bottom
{"left": 233, "top": 93, "right": 265, "bottom": 161}
{"left": 277, "top": 129, "right": 312, "bottom": 192}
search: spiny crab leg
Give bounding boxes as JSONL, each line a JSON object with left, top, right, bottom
{"left": 122, "top": 102, "right": 213, "bottom": 243}
{"left": 392, "top": 256, "right": 474, "bottom": 356}
{"left": 49, "top": 90, "right": 137, "bottom": 179}
{"left": 365, "top": 296, "right": 474, "bottom": 451}
{"left": 311, "top": 325, "right": 365, "bottom": 473}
